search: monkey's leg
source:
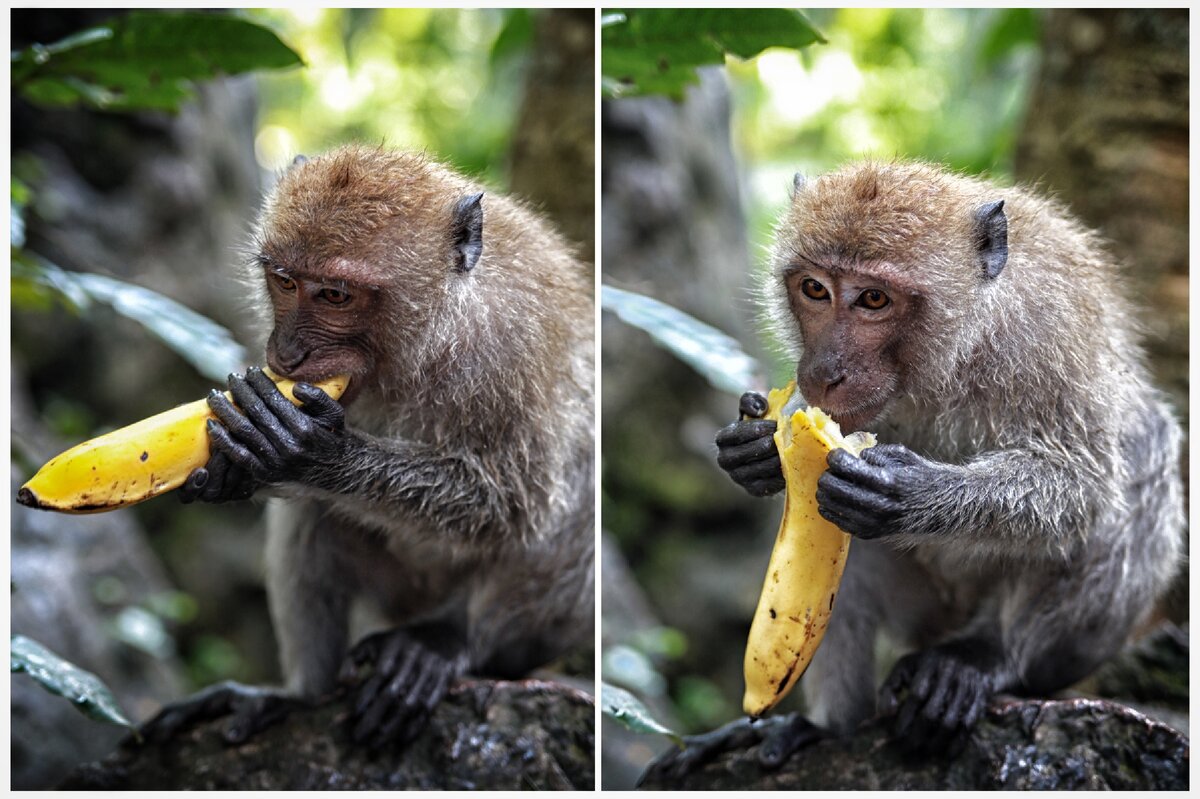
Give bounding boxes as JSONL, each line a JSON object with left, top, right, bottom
{"left": 139, "top": 680, "right": 306, "bottom": 744}
{"left": 341, "top": 625, "right": 470, "bottom": 750}
{"left": 264, "top": 499, "right": 355, "bottom": 697}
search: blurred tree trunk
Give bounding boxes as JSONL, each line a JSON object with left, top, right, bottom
{"left": 508, "top": 8, "right": 595, "bottom": 264}
{"left": 1015, "top": 8, "right": 1189, "bottom": 623}
{"left": 1015, "top": 8, "right": 1188, "bottom": 416}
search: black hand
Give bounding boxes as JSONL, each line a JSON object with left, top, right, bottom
{"left": 139, "top": 680, "right": 304, "bottom": 746}
{"left": 179, "top": 451, "right": 256, "bottom": 504}
{"left": 878, "top": 641, "right": 998, "bottom": 756}
{"left": 340, "top": 627, "right": 468, "bottom": 750}
{"left": 204, "top": 367, "right": 349, "bottom": 487}
{"left": 815, "top": 443, "right": 945, "bottom": 539}
{"left": 716, "top": 391, "right": 783, "bottom": 497}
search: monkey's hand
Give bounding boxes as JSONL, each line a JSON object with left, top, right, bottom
{"left": 816, "top": 443, "right": 950, "bottom": 540}
{"left": 139, "top": 680, "right": 306, "bottom": 745}
{"left": 192, "top": 366, "right": 351, "bottom": 492}
{"left": 340, "top": 626, "right": 470, "bottom": 750}
{"left": 715, "top": 391, "right": 784, "bottom": 497}
{"left": 878, "top": 640, "right": 1002, "bottom": 756}
{"left": 639, "top": 714, "right": 820, "bottom": 784}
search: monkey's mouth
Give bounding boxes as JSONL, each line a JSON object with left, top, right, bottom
{"left": 822, "top": 399, "right": 889, "bottom": 433}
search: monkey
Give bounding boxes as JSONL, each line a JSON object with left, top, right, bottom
{"left": 650, "top": 161, "right": 1184, "bottom": 777}
{"left": 142, "top": 145, "right": 595, "bottom": 749}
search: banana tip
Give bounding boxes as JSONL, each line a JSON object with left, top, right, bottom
{"left": 16, "top": 486, "right": 41, "bottom": 509}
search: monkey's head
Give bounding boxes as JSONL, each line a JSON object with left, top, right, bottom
{"left": 769, "top": 162, "right": 1009, "bottom": 430}
{"left": 249, "top": 146, "right": 491, "bottom": 402}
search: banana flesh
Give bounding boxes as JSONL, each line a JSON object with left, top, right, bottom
{"left": 16, "top": 370, "right": 349, "bottom": 514}
{"left": 742, "top": 381, "right": 876, "bottom": 718}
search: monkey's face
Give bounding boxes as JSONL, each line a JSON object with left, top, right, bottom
{"left": 261, "top": 259, "right": 379, "bottom": 403}
{"left": 784, "top": 264, "right": 915, "bottom": 431}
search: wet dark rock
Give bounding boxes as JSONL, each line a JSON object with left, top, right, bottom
{"left": 639, "top": 698, "right": 1188, "bottom": 790}
{"left": 60, "top": 679, "right": 594, "bottom": 790}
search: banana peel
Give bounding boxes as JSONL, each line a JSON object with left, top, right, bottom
{"left": 16, "top": 369, "right": 349, "bottom": 514}
{"left": 742, "top": 381, "right": 876, "bottom": 718}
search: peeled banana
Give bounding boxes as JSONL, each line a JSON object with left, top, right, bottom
{"left": 16, "top": 370, "right": 349, "bottom": 514}
{"left": 742, "top": 381, "right": 876, "bottom": 718}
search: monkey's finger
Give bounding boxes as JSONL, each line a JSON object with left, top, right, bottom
{"left": 179, "top": 467, "right": 209, "bottom": 504}
{"left": 351, "top": 685, "right": 396, "bottom": 744}
{"left": 816, "top": 473, "right": 898, "bottom": 516}
{"left": 293, "top": 382, "right": 346, "bottom": 429}
{"left": 728, "top": 456, "right": 784, "bottom": 484}
{"left": 816, "top": 502, "right": 880, "bottom": 539}
{"left": 227, "top": 374, "right": 291, "bottom": 460}
{"left": 715, "top": 419, "right": 777, "bottom": 447}
{"left": 246, "top": 366, "right": 311, "bottom": 435}
{"left": 879, "top": 655, "right": 918, "bottom": 716}
{"left": 208, "top": 388, "right": 280, "bottom": 467}
{"left": 739, "top": 391, "right": 770, "bottom": 419}
{"left": 198, "top": 451, "right": 235, "bottom": 503}
{"left": 207, "top": 420, "right": 271, "bottom": 481}
{"left": 860, "top": 443, "right": 922, "bottom": 469}
{"left": 378, "top": 647, "right": 422, "bottom": 707}
{"left": 825, "top": 449, "right": 897, "bottom": 494}
{"left": 717, "top": 434, "right": 781, "bottom": 470}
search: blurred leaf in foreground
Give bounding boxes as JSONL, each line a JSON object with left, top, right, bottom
{"left": 602, "top": 284, "right": 761, "bottom": 396}
{"left": 11, "top": 634, "right": 136, "bottom": 732}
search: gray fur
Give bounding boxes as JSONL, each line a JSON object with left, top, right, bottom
{"left": 764, "top": 161, "right": 1183, "bottom": 731}
{"left": 251, "top": 146, "right": 594, "bottom": 698}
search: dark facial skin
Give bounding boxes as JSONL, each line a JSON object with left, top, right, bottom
{"left": 783, "top": 260, "right": 913, "bottom": 432}
{"left": 262, "top": 258, "right": 378, "bottom": 401}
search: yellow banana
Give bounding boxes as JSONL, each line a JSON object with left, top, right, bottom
{"left": 743, "top": 381, "right": 876, "bottom": 718}
{"left": 16, "top": 370, "right": 349, "bottom": 514}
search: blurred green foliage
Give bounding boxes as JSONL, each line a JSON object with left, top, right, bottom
{"left": 246, "top": 8, "right": 534, "bottom": 185}
{"left": 11, "top": 12, "right": 301, "bottom": 111}
{"left": 730, "top": 8, "right": 1041, "bottom": 261}
{"left": 601, "top": 8, "right": 824, "bottom": 99}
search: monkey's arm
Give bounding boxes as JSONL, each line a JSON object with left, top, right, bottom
{"left": 196, "top": 368, "right": 531, "bottom": 540}
{"left": 816, "top": 442, "right": 1102, "bottom": 550}
{"left": 715, "top": 391, "right": 785, "bottom": 497}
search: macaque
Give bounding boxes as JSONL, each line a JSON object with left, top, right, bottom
{"left": 145, "top": 146, "right": 594, "bottom": 749}
{"left": 670, "top": 161, "right": 1183, "bottom": 772}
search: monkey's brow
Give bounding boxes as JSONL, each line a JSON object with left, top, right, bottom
{"left": 781, "top": 255, "right": 828, "bottom": 275}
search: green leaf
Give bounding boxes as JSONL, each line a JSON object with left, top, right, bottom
{"left": 600, "top": 681, "right": 681, "bottom": 743}
{"left": 602, "top": 8, "right": 825, "bottom": 99}
{"left": 490, "top": 8, "right": 535, "bottom": 66}
{"left": 602, "top": 285, "right": 760, "bottom": 396}
{"left": 11, "top": 634, "right": 135, "bottom": 731}
{"left": 12, "top": 11, "right": 303, "bottom": 112}
{"left": 12, "top": 258, "right": 247, "bottom": 382}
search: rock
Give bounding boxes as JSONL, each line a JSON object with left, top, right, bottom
{"left": 639, "top": 698, "right": 1188, "bottom": 790}
{"left": 60, "top": 679, "right": 594, "bottom": 790}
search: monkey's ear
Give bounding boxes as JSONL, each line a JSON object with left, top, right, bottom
{"left": 973, "top": 199, "right": 1008, "bottom": 279}
{"left": 451, "top": 192, "right": 484, "bottom": 273}
{"left": 791, "top": 172, "right": 807, "bottom": 198}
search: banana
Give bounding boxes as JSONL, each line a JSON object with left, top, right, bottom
{"left": 742, "top": 381, "right": 876, "bottom": 718}
{"left": 16, "top": 369, "right": 349, "bottom": 514}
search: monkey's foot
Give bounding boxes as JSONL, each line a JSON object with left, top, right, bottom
{"left": 638, "top": 714, "right": 810, "bottom": 785}
{"left": 341, "top": 627, "right": 469, "bottom": 750}
{"left": 139, "top": 681, "right": 305, "bottom": 745}
{"left": 878, "top": 643, "right": 996, "bottom": 755}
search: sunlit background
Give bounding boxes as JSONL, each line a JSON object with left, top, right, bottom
{"left": 727, "top": 7, "right": 1039, "bottom": 261}
{"left": 246, "top": 8, "right": 529, "bottom": 183}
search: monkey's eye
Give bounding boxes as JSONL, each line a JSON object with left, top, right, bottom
{"left": 856, "top": 289, "right": 891, "bottom": 310}
{"left": 319, "top": 287, "right": 351, "bottom": 305}
{"left": 800, "top": 278, "right": 830, "bottom": 301}
{"left": 272, "top": 273, "right": 296, "bottom": 292}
